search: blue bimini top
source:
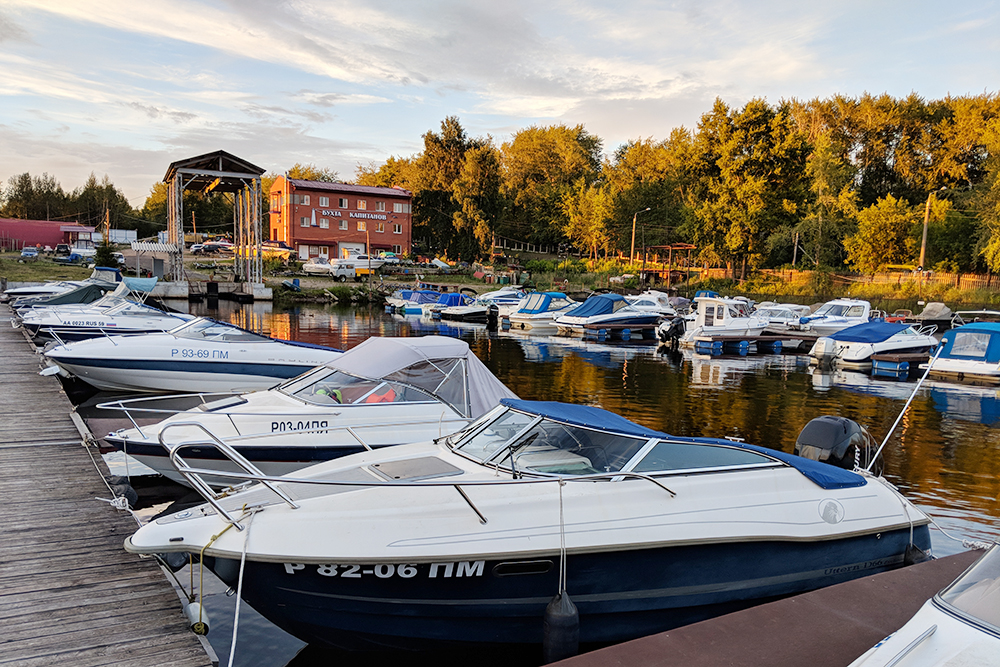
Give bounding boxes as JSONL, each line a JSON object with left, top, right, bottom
{"left": 563, "top": 293, "right": 626, "bottom": 318}
{"left": 829, "top": 320, "right": 909, "bottom": 343}
{"left": 500, "top": 398, "right": 866, "bottom": 489}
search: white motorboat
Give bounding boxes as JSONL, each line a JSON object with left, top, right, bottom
{"left": 848, "top": 543, "right": 1000, "bottom": 667}
{"left": 440, "top": 287, "right": 528, "bottom": 322}
{"left": 627, "top": 290, "right": 678, "bottom": 318}
{"left": 675, "top": 295, "right": 769, "bottom": 347}
{"left": 799, "top": 298, "right": 874, "bottom": 337}
{"left": 808, "top": 321, "right": 939, "bottom": 369}
{"left": 756, "top": 303, "right": 812, "bottom": 333}
{"left": 19, "top": 279, "right": 193, "bottom": 342}
{"left": 506, "top": 292, "right": 577, "bottom": 332}
{"left": 921, "top": 322, "right": 1000, "bottom": 385}
{"left": 1, "top": 265, "right": 122, "bottom": 303}
{"left": 42, "top": 317, "right": 344, "bottom": 393}
{"left": 102, "top": 336, "right": 517, "bottom": 485}
{"left": 555, "top": 293, "right": 662, "bottom": 335}
{"left": 125, "top": 399, "right": 932, "bottom": 652}
{"left": 386, "top": 289, "right": 441, "bottom": 314}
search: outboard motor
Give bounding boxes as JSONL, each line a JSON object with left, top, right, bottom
{"left": 794, "top": 416, "right": 883, "bottom": 474}
{"left": 486, "top": 303, "right": 500, "bottom": 331}
{"left": 657, "top": 316, "right": 686, "bottom": 351}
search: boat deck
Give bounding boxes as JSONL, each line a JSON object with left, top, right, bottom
{"left": 557, "top": 549, "right": 982, "bottom": 667}
{"left": 0, "top": 305, "right": 216, "bottom": 667}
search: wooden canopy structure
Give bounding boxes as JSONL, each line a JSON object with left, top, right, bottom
{"left": 163, "top": 150, "right": 265, "bottom": 282}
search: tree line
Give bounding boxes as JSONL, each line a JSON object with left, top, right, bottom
{"left": 4, "top": 92, "right": 999, "bottom": 276}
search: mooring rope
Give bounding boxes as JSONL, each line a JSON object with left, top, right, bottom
{"left": 228, "top": 508, "right": 258, "bottom": 667}
{"left": 558, "top": 479, "right": 567, "bottom": 595}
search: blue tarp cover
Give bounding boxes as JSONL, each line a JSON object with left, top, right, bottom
{"left": 829, "top": 320, "right": 909, "bottom": 343}
{"left": 940, "top": 322, "right": 1000, "bottom": 362}
{"left": 517, "top": 292, "right": 569, "bottom": 315}
{"left": 123, "top": 276, "right": 158, "bottom": 293}
{"left": 563, "top": 293, "right": 626, "bottom": 318}
{"left": 435, "top": 293, "right": 469, "bottom": 307}
{"left": 500, "top": 398, "right": 866, "bottom": 489}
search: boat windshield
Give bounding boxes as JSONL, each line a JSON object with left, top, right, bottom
{"left": 280, "top": 368, "right": 437, "bottom": 406}
{"left": 169, "top": 319, "right": 270, "bottom": 342}
{"left": 814, "top": 303, "right": 866, "bottom": 318}
{"left": 937, "top": 544, "right": 1000, "bottom": 631}
{"left": 456, "top": 410, "right": 648, "bottom": 476}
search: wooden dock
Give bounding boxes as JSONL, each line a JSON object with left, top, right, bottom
{"left": 0, "top": 306, "right": 216, "bottom": 667}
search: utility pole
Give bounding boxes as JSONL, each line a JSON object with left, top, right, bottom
{"left": 630, "top": 207, "right": 650, "bottom": 262}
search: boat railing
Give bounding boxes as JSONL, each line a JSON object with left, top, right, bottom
{"left": 98, "top": 392, "right": 244, "bottom": 437}
{"left": 98, "top": 395, "right": 470, "bottom": 443}
{"left": 160, "top": 427, "right": 677, "bottom": 531}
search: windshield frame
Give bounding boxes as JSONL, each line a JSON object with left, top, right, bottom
{"left": 932, "top": 543, "right": 1000, "bottom": 639}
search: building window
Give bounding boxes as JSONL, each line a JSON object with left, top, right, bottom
{"left": 376, "top": 201, "right": 385, "bottom": 212}
{"left": 271, "top": 195, "right": 281, "bottom": 212}
{"left": 392, "top": 245, "right": 402, "bottom": 254}
{"left": 300, "top": 217, "right": 309, "bottom": 227}
{"left": 302, "top": 194, "right": 310, "bottom": 205}
{"left": 375, "top": 222, "right": 384, "bottom": 233}
{"left": 393, "top": 223, "right": 402, "bottom": 234}
{"left": 319, "top": 196, "right": 329, "bottom": 207}
{"left": 320, "top": 218, "right": 329, "bottom": 229}
{"left": 339, "top": 219, "right": 348, "bottom": 230}
{"left": 357, "top": 221, "right": 366, "bottom": 231}
{"left": 357, "top": 200, "right": 367, "bottom": 210}
{"left": 339, "top": 198, "right": 348, "bottom": 208}
{"left": 393, "top": 202, "right": 403, "bottom": 213}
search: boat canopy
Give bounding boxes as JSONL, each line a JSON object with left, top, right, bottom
{"left": 90, "top": 267, "right": 123, "bottom": 283}
{"left": 19, "top": 283, "right": 111, "bottom": 307}
{"left": 498, "top": 399, "right": 866, "bottom": 489}
{"left": 123, "top": 276, "right": 158, "bottom": 293}
{"left": 285, "top": 336, "right": 516, "bottom": 417}
{"left": 408, "top": 290, "right": 442, "bottom": 304}
{"left": 564, "top": 293, "right": 628, "bottom": 318}
{"left": 434, "top": 293, "right": 469, "bottom": 307}
{"left": 939, "top": 322, "right": 1000, "bottom": 362}
{"left": 516, "top": 292, "right": 570, "bottom": 315}
{"left": 829, "top": 320, "right": 910, "bottom": 343}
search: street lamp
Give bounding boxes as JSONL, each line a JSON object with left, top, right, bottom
{"left": 918, "top": 187, "right": 947, "bottom": 271}
{"left": 630, "top": 207, "right": 651, "bottom": 262}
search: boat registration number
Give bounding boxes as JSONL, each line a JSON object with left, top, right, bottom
{"left": 282, "top": 561, "right": 485, "bottom": 579}
{"left": 271, "top": 420, "right": 329, "bottom": 433}
{"left": 67, "top": 321, "right": 110, "bottom": 326}
{"left": 171, "top": 348, "right": 229, "bottom": 359}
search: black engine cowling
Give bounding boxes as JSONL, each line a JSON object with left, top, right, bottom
{"left": 794, "top": 416, "right": 883, "bottom": 474}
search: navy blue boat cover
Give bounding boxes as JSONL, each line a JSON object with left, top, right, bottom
{"left": 435, "top": 292, "right": 468, "bottom": 307}
{"left": 500, "top": 398, "right": 866, "bottom": 489}
{"left": 563, "top": 293, "right": 626, "bottom": 318}
{"left": 829, "top": 320, "right": 909, "bottom": 343}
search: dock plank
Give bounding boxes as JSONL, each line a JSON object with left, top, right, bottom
{"left": 0, "top": 305, "right": 213, "bottom": 667}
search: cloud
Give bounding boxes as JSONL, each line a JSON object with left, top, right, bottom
{"left": 0, "top": 9, "right": 30, "bottom": 43}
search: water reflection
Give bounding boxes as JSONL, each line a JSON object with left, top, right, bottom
{"left": 173, "top": 299, "right": 1000, "bottom": 666}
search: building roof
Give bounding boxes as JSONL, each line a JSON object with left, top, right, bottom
{"left": 163, "top": 150, "right": 265, "bottom": 193}
{"left": 284, "top": 179, "right": 412, "bottom": 199}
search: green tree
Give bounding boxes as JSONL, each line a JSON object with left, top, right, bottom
{"left": 844, "top": 195, "right": 919, "bottom": 274}
{"left": 286, "top": 163, "right": 339, "bottom": 182}
{"left": 500, "top": 124, "right": 602, "bottom": 246}
{"left": 1, "top": 172, "right": 67, "bottom": 220}
{"left": 140, "top": 181, "right": 232, "bottom": 238}
{"left": 452, "top": 144, "right": 504, "bottom": 254}
{"left": 795, "top": 132, "right": 858, "bottom": 267}
{"left": 690, "top": 98, "right": 809, "bottom": 278}
{"left": 561, "top": 180, "right": 612, "bottom": 258}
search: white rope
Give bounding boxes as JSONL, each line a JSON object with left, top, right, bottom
{"left": 557, "top": 479, "right": 567, "bottom": 595}
{"left": 925, "top": 514, "right": 994, "bottom": 551}
{"left": 228, "top": 509, "right": 258, "bottom": 667}
{"left": 82, "top": 435, "right": 143, "bottom": 527}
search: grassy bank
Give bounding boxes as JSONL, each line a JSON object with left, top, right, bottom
{"left": 0, "top": 251, "right": 92, "bottom": 283}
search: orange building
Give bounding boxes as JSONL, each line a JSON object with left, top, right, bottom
{"left": 269, "top": 178, "right": 413, "bottom": 260}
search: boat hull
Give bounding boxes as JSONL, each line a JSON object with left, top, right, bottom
{"left": 206, "top": 525, "right": 930, "bottom": 651}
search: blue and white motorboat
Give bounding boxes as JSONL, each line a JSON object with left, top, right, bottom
{"left": 808, "top": 321, "right": 940, "bottom": 369}
{"left": 440, "top": 287, "right": 528, "bottom": 322}
{"left": 421, "top": 292, "right": 473, "bottom": 318}
{"left": 506, "top": 292, "right": 577, "bottom": 332}
{"left": 848, "top": 542, "right": 999, "bottom": 667}
{"left": 922, "top": 322, "right": 1000, "bottom": 385}
{"left": 125, "top": 399, "right": 932, "bottom": 652}
{"left": 675, "top": 295, "right": 770, "bottom": 347}
{"left": 389, "top": 289, "right": 442, "bottom": 315}
{"left": 18, "top": 277, "right": 193, "bottom": 342}
{"left": 800, "top": 298, "right": 875, "bottom": 337}
{"left": 41, "top": 317, "right": 343, "bottom": 393}
{"left": 554, "top": 293, "right": 662, "bottom": 335}
{"left": 102, "top": 336, "right": 517, "bottom": 485}
{"left": 1, "top": 265, "right": 122, "bottom": 304}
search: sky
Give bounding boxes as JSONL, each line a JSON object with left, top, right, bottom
{"left": 1, "top": 0, "right": 998, "bottom": 207}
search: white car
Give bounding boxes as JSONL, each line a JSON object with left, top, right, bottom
{"left": 303, "top": 257, "right": 356, "bottom": 281}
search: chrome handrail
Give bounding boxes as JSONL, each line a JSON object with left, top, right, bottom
{"left": 160, "top": 421, "right": 301, "bottom": 530}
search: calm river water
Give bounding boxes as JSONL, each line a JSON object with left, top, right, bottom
{"left": 125, "top": 298, "right": 1000, "bottom": 667}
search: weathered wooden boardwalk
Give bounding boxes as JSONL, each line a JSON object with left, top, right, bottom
{"left": 0, "top": 305, "right": 215, "bottom": 667}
